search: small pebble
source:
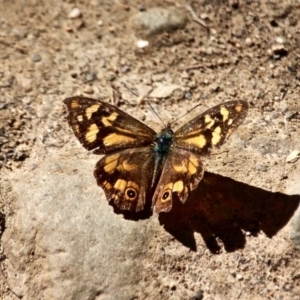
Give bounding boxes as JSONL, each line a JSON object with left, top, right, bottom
{"left": 83, "top": 86, "right": 94, "bottom": 94}
{"left": 210, "top": 85, "right": 220, "bottom": 92}
{"left": 275, "top": 36, "right": 284, "bottom": 44}
{"left": 245, "top": 37, "right": 253, "bottom": 46}
{"left": 193, "top": 290, "right": 204, "bottom": 300}
{"left": 20, "top": 78, "right": 32, "bottom": 92}
{"left": 181, "top": 71, "right": 190, "bottom": 79}
{"left": 13, "top": 121, "right": 22, "bottom": 130}
{"left": 286, "top": 150, "right": 300, "bottom": 163}
{"left": 235, "top": 42, "right": 241, "bottom": 48}
{"left": 108, "top": 74, "right": 116, "bottom": 81}
{"left": 272, "top": 69, "right": 280, "bottom": 78}
{"left": 136, "top": 39, "right": 149, "bottom": 48}
{"left": 184, "top": 92, "right": 192, "bottom": 100}
{"left": 138, "top": 4, "right": 146, "bottom": 11}
{"left": 68, "top": 8, "right": 81, "bottom": 19}
{"left": 31, "top": 53, "right": 41, "bottom": 62}
{"left": 121, "top": 65, "right": 130, "bottom": 73}
{"left": 273, "top": 96, "right": 280, "bottom": 101}
{"left": 206, "top": 47, "right": 213, "bottom": 55}
{"left": 236, "top": 274, "right": 243, "bottom": 281}
{"left": 85, "top": 72, "right": 97, "bottom": 82}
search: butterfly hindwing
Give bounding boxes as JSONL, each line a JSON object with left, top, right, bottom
{"left": 94, "top": 147, "right": 156, "bottom": 212}
{"left": 64, "top": 97, "right": 156, "bottom": 154}
{"left": 174, "top": 100, "right": 248, "bottom": 155}
{"left": 153, "top": 148, "right": 204, "bottom": 213}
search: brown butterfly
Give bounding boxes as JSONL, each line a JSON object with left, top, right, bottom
{"left": 64, "top": 97, "right": 248, "bottom": 214}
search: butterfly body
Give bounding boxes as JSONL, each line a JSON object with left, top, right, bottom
{"left": 64, "top": 97, "right": 248, "bottom": 214}
{"left": 154, "top": 126, "right": 173, "bottom": 155}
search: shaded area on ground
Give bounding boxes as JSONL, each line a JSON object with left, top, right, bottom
{"left": 107, "top": 171, "right": 299, "bottom": 252}
{"left": 159, "top": 172, "right": 300, "bottom": 252}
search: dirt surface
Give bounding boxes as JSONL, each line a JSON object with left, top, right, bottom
{"left": 0, "top": 0, "right": 300, "bottom": 299}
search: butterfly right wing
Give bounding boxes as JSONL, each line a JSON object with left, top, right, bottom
{"left": 64, "top": 96, "right": 156, "bottom": 154}
{"left": 94, "top": 147, "right": 156, "bottom": 212}
{"left": 153, "top": 148, "right": 204, "bottom": 213}
{"left": 174, "top": 101, "right": 248, "bottom": 155}
{"left": 153, "top": 101, "right": 248, "bottom": 213}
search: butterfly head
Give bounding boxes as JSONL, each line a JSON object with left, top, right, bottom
{"left": 154, "top": 124, "right": 174, "bottom": 155}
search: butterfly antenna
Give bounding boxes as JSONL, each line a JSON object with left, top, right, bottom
{"left": 146, "top": 100, "right": 167, "bottom": 127}
{"left": 170, "top": 102, "right": 203, "bottom": 125}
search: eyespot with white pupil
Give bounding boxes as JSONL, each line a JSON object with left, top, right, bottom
{"left": 161, "top": 190, "right": 171, "bottom": 203}
{"left": 125, "top": 188, "right": 137, "bottom": 201}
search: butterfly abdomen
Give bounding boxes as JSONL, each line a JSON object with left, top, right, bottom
{"left": 151, "top": 127, "right": 175, "bottom": 191}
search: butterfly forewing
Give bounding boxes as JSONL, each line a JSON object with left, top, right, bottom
{"left": 174, "top": 101, "right": 248, "bottom": 155}
{"left": 64, "top": 97, "right": 156, "bottom": 154}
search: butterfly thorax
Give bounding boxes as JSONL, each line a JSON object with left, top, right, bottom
{"left": 154, "top": 126, "right": 174, "bottom": 155}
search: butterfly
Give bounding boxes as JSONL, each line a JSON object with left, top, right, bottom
{"left": 64, "top": 97, "right": 248, "bottom": 214}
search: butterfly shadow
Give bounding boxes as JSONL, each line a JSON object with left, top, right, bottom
{"left": 158, "top": 172, "right": 300, "bottom": 252}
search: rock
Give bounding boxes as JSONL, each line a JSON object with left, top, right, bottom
{"left": 68, "top": 7, "right": 81, "bottom": 19}
{"left": 149, "top": 83, "right": 180, "bottom": 98}
{"left": 136, "top": 39, "right": 149, "bottom": 48}
{"left": 31, "top": 53, "right": 42, "bottom": 62}
{"left": 131, "top": 7, "right": 187, "bottom": 39}
{"left": 286, "top": 150, "right": 300, "bottom": 163}
{"left": 83, "top": 85, "right": 94, "bottom": 94}
{"left": 2, "top": 154, "right": 156, "bottom": 299}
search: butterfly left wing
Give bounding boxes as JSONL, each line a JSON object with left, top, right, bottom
{"left": 153, "top": 148, "right": 204, "bottom": 213}
{"left": 94, "top": 147, "right": 156, "bottom": 212}
{"left": 174, "top": 101, "right": 248, "bottom": 155}
{"left": 64, "top": 96, "right": 156, "bottom": 154}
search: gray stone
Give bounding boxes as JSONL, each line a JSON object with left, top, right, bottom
{"left": 131, "top": 7, "right": 187, "bottom": 39}
{"left": 31, "top": 53, "right": 42, "bottom": 62}
{"left": 2, "top": 152, "right": 155, "bottom": 299}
